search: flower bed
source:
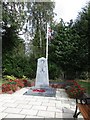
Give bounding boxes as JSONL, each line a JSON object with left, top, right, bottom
{"left": 65, "top": 80, "right": 86, "bottom": 98}
{"left": 2, "top": 76, "right": 36, "bottom": 94}
{"left": 2, "top": 79, "right": 24, "bottom": 94}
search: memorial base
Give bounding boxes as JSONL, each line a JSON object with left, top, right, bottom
{"left": 23, "top": 86, "right": 56, "bottom": 97}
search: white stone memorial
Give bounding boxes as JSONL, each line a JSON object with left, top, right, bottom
{"left": 24, "top": 57, "right": 56, "bottom": 97}
{"left": 24, "top": 24, "right": 56, "bottom": 97}
{"left": 35, "top": 57, "right": 49, "bottom": 88}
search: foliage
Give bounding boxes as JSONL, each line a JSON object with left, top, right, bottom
{"left": 49, "top": 2, "right": 90, "bottom": 79}
{"left": 3, "top": 75, "right": 16, "bottom": 81}
{"left": 2, "top": 1, "right": 90, "bottom": 80}
{"left": 3, "top": 55, "right": 37, "bottom": 79}
{"left": 2, "top": 76, "right": 36, "bottom": 93}
{"left": 49, "top": 19, "right": 81, "bottom": 79}
{"left": 79, "top": 72, "right": 89, "bottom": 80}
{"left": 2, "top": 2, "right": 26, "bottom": 78}
{"left": 48, "top": 62, "right": 62, "bottom": 79}
{"left": 22, "top": 79, "right": 28, "bottom": 87}
{"left": 2, "top": 2, "right": 27, "bottom": 34}
{"left": 31, "top": 2, "right": 55, "bottom": 57}
{"left": 77, "top": 80, "right": 90, "bottom": 94}
{"left": 65, "top": 80, "right": 86, "bottom": 98}
{"left": 2, "top": 26, "right": 24, "bottom": 56}
{"left": 2, "top": 2, "right": 26, "bottom": 56}
{"left": 2, "top": 79, "right": 24, "bottom": 93}
{"left": 22, "top": 75, "right": 28, "bottom": 80}
{"left": 2, "top": 1, "right": 55, "bottom": 79}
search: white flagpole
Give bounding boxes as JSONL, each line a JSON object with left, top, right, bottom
{"left": 46, "top": 23, "right": 48, "bottom": 59}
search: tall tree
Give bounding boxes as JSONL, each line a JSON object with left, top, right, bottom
{"left": 2, "top": 2, "right": 28, "bottom": 56}
{"left": 49, "top": 19, "right": 81, "bottom": 79}
{"left": 29, "top": 2, "right": 55, "bottom": 58}
{"left": 2, "top": 2, "right": 27, "bottom": 76}
{"left": 49, "top": 1, "right": 90, "bottom": 79}
{"left": 74, "top": 2, "right": 90, "bottom": 73}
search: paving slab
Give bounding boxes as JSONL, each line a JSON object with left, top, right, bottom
{"left": 0, "top": 112, "right": 8, "bottom": 119}
{"left": 0, "top": 87, "right": 84, "bottom": 119}
{"left": 14, "top": 100, "right": 29, "bottom": 104}
{"left": 17, "top": 104, "right": 32, "bottom": 109}
{"left": 47, "top": 106, "right": 62, "bottom": 112}
{"left": 4, "top": 108, "right": 22, "bottom": 114}
{"left": 32, "top": 105, "right": 47, "bottom": 110}
{"left": 28, "top": 101, "right": 42, "bottom": 106}
{"left": 41, "top": 102, "right": 56, "bottom": 107}
{"left": 62, "top": 107, "right": 75, "bottom": 114}
{"left": 0, "top": 107, "right": 7, "bottom": 112}
{"left": 25, "top": 115, "right": 44, "bottom": 118}
{"left": 3, "top": 103, "right": 18, "bottom": 108}
{"left": 62, "top": 112, "right": 74, "bottom": 118}
{"left": 37, "top": 99, "right": 49, "bottom": 103}
{"left": 37, "top": 110, "right": 55, "bottom": 118}
{"left": 55, "top": 112, "right": 63, "bottom": 118}
{"left": 5, "top": 113, "right": 26, "bottom": 118}
{"left": 20, "top": 109, "right": 38, "bottom": 116}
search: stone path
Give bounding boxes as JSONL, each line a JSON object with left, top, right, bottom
{"left": 0, "top": 88, "right": 84, "bottom": 119}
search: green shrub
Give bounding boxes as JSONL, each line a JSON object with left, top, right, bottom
{"left": 3, "top": 75, "right": 16, "bottom": 80}
{"left": 3, "top": 55, "right": 37, "bottom": 79}
{"left": 79, "top": 72, "right": 89, "bottom": 80}
{"left": 66, "top": 80, "right": 86, "bottom": 98}
{"left": 49, "top": 63, "right": 62, "bottom": 79}
{"left": 2, "top": 79, "right": 24, "bottom": 93}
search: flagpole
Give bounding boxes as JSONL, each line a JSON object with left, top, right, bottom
{"left": 46, "top": 23, "right": 48, "bottom": 59}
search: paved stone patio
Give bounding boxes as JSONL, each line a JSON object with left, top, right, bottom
{"left": 0, "top": 87, "right": 84, "bottom": 119}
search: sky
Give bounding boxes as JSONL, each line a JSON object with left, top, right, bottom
{"left": 54, "top": 0, "right": 90, "bottom": 22}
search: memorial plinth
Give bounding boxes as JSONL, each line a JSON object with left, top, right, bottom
{"left": 24, "top": 57, "right": 56, "bottom": 97}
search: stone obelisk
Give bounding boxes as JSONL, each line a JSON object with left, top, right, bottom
{"left": 35, "top": 57, "right": 49, "bottom": 88}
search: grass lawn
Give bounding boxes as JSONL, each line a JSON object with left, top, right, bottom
{"left": 77, "top": 80, "right": 90, "bottom": 94}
